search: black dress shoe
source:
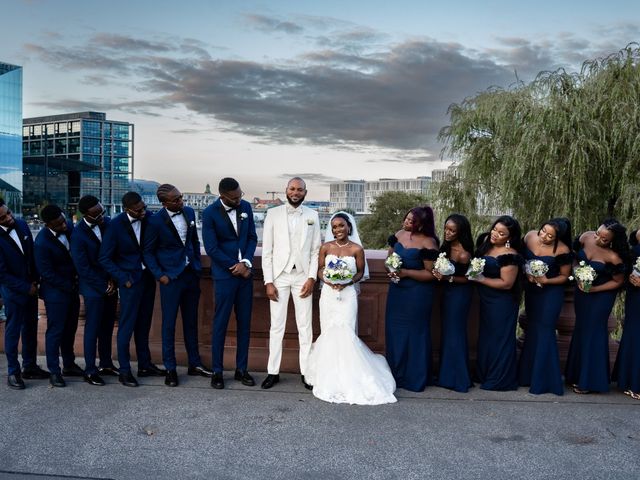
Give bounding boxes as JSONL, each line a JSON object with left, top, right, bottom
{"left": 98, "top": 365, "right": 120, "bottom": 376}
{"left": 165, "top": 369, "right": 179, "bottom": 387}
{"left": 49, "top": 373, "right": 66, "bottom": 388}
{"left": 22, "top": 365, "right": 50, "bottom": 379}
{"left": 84, "top": 373, "right": 106, "bottom": 386}
{"left": 62, "top": 363, "right": 84, "bottom": 377}
{"left": 301, "top": 375, "right": 313, "bottom": 390}
{"left": 234, "top": 369, "right": 256, "bottom": 386}
{"left": 211, "top": 372, "right": 224, "bottom": 389}
{"left": 118, "top": 371, "right": 139, "bottom": 387}
{"left": 187, "top": 365, "right": 213, "bottom": 377}
{"left": 8, "top": 373, "right": 25, "bottom": 390}
{"left": 261, "top": 374, "right": 280, "bottom": 389}
{"left": 137, "top": 364, "right": 167, "bottom": 377}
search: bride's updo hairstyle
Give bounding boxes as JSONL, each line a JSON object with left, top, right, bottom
{"left": 331, "top": 212, "right": 353, "bottom": 236}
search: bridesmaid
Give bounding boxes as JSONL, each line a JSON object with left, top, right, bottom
{"left": 469, "top": 215, "right": 523, "bottom": 391}
{"left": 612, "top": 229, "right": 640, "bottom": 400}
{"left": 518, "top": 218, "right": 572, "bottom": 395}
{"left": 385, "top": 206, "right": 439, "bottom": 392}
{"left": 566, "top": 219, "right": 627, "bottom": 394}
{"left": 433, "top": 214, "right": 474, "bottom": 393}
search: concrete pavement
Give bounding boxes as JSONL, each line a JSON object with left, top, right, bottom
{"left": 0, "top": 357, "right": 639, "bottom": 480}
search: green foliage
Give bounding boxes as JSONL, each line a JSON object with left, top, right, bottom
{"left": 359, "top": 191, "right": 430, "bottom": 249}
{"left": 438, "top": 43, "right": 640, "bottom": 234}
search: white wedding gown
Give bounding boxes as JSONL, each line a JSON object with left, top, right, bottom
{"left": 306, "top": 255, "right": 397, "bottom": 405}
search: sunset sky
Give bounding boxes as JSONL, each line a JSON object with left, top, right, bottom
{"left": 2, "top": 0, "right": 638, "bottom": 199}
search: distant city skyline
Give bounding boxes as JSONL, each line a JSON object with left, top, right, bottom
{"left": 2, "top": 0, "right": 638, "bottom": 199}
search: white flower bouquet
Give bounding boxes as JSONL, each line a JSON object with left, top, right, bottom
{"left": 632, "top": 257, "right": 640, "bottom": 277}
{"left": 324, "top": 257, "right": 354, "bottom": 285}
{"left": 434, "top": 252, "right": 456, "bottom": 276}
{"left": 466, "top": 257, "right": 486, "bottom": 280}
{"left": 570, "top": 261, "right": 597, "bottom": 293}
{"left": 385, "top": 252, "right": 403, "bottom": 272}
{"left": 525, "top": 259, "right": 549, "bottom": 288}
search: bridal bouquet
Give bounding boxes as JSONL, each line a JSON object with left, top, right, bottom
{"left": 633, "top": 257, "right": 640, "bottom": 277}
{"left": 466, "top": 257, "right": 485, "bottom": 280}
{"left": 324, "top": 258, "right": 354, "bottom": 285}
{"left": 385, "top": 252, "right": 403, "bottom": 272}
{"left": 434, "top": 252, "right": 456, "bottom": 276}
{"left": 570, "top": 261, "right": 597, "bottom": 292}
{"left": 525, "top": 259, "right": 549, "bottom": 288}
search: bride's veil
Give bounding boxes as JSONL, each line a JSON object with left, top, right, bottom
{"left": 324, "top": 211, "right": 370, "bottom": 283}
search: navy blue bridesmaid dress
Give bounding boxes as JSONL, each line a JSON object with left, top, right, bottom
{"left": 518, "top": 249, "right": 572, "bottom": 395}
{"left": 612, "top": 244, "right": 640, "bottom": 394}
{"left": 385, "top": 236, "right": 438, "bottom": 392}
{"left": 437, "top": 260, "right": 473, "bottom": 392}
{"left": 476, "top": 254, "right": 522, "bottom": 391}
{"left": 565, "top": 249, "right": 623, "bottom": 392}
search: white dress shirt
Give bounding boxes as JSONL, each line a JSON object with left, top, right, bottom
{"left": 1, "top": 224, "right": 23, "bottom": 254}
{"left": 84, "top": 218, "right": 101, "bottom": 242}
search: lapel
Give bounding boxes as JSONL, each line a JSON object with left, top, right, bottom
{"left": 47, "top": 228, "right": 72, "bottom": 260}
{"left": 81, "top": 220, "right": 101, "bottom": 246}
{"left": 0, "top": 226, "right": 25, "bottom": 256}
{"left": 218, "top": 201, "right": 238, "bottom": 238}
{"left": 124, "top": 215, "right": 141, "bottom": 248}
{"left": 161, "top": 209, "right": 183, "bottom": 244}
{"left": 299, "top": 205, "right": 309, "bottom": 241}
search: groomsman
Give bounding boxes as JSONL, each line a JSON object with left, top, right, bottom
{"left": 100, "top": 192, "right": 165, "bottom": 387}
{"left": 202, "top": 178, "right": 257, "bottom": 389}
{"left": 142, "top": 184, "right": 211, "bottom": 387}
{"left": 0, "top": 200, "right": 48, "bottom": 389}
{"left": 261, "top": 177, "right": 321, "bottom": 389}
{"left": 70, "top": 195, "right": 118, "bottom": 386}
{"left": 34, "top": 205, "right": 82, "bottom": 388}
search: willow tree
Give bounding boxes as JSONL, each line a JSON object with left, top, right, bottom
{"left": 437, "top": 43, "right": 640, "bottom": 234}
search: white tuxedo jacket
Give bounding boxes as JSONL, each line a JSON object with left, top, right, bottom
{"left": 261, "top": 205, "right": 321, "bottom": 284}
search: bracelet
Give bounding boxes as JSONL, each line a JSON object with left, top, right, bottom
{"left": 448, "top": 277, "right": 454, "bottom": 283}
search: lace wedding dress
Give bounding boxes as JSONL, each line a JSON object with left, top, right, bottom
{"left": 306, "top": 255, "right": 397, "bottom": 405}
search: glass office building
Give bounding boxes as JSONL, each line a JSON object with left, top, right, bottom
{"left": 22, "top": 111, "right": 134, "bottom": 217}
{"left": 0, "top": 62, "right": 23, "bottom": 214}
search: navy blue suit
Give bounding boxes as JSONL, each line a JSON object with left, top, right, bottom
{"left": 70, "top": 218, "right": 117, "bottom": 375}
{"left": 142, "top": 207, "right": 203, "bottom": 371}
{"left": 202, "top": 199, "right": 257, "bottom": 373}
{"left": 99, "top": 212, "right": 157, "bottom": 373}
{"left": 34, "top": 221, "right": 80, "bottom": 375}
{"left": 0, "top": 219, "right": 40, "bottom": 375}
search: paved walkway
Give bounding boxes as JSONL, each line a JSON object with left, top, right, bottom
{"left": 1, "top": 357, "right": 639, "bottom": 480}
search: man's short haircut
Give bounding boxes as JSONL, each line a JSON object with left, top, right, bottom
{"left": 122, "top": 191, "right": 142, "bottom": 209}
{"left": 156, "top": 183, "right": 176, "bottom": 202}
{"left": 218, "top": 177, "right": 240, "bottom": 194}
{"left": 287, "top": 176, "right": 306, "bottom": 189}
{"left": 40, "top": 204, "right": 63, "bottom": 224}
{"left": 78, "top": 195, "right": 100, "bottom": 214}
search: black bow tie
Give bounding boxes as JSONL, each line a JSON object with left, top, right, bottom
{"left": 4, "top": 225, "right": 15, "bottom": 234}
{"left": 90, "top": 223, "right": 100, "bottom": 229}
{"left": 130, "top": 218, "right": 140, "bottom": 224}
{"left": 56, "top": 232, "right": 65, "bottom": 238}
{"left": 171, "top": 211, "right": 183, "bottom": 217}
{"left": 225, "top": 207, "right": 235, "bottom": 213}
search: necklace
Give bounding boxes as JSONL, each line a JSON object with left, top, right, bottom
{"left": 335, "top": 240, "right": 351, "bottom": 248}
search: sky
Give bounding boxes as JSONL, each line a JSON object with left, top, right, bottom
{"left": 2, "top": 0, "right": 638, "bottom": 200}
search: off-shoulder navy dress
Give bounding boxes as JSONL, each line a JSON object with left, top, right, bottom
{"left": 612, "top": 244, "right": 640, "bottom": 394}
{"left": 385, "top": 237, "right": 438, "bottom": 392}
{"left": 436, "top": 260, "right": 473, "bottom": 392}
{"left": 476, "top": 254, "right": 522, "bottom": 391}
{"left": 518, "top": 249, "right": 572, "bottom": 395}
{"left": 565, "top": 249, "right": 623, "bottom": 392}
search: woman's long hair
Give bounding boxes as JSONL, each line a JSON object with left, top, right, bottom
{"left": 602, "top": 218, "right": 629, "bottom": 263}
{"left": 475, "top": 215, "right": 522, "bottom": 257}
{"left": 540, "top": 217, "right": 572, "bottom": 253}
{"left": 406, "top": 205, "right": 440, "bottom": 246}
{"left": 440, "top": 213, "right": 474, "bottom": 258}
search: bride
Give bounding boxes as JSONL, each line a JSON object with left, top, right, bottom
{"left": 306, "top": 212, "right": 397, "bottom": 405}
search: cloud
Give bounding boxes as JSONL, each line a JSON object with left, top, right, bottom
{"left": 243, "top": 14, "right": 304, "bottom": 35}
{"left": 90, "top": 33, "right": 172, "bottom": 52}
{"left": 277, "top": 173, "right": 343, "bottom": 185}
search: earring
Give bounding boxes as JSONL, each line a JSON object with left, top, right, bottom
{"left": 505, "top": 240, "right": 511, "bottom": 249}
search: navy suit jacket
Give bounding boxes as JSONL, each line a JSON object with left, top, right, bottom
{"left": 99, "top": 211, "right": 152, "bottom": 287}
{"left": 202, "top": 199, "right": 257, "bottom": 280}
{"left": 0, "top": 219, "right": 38, "bottom": 305}
{"left": 34, "top": 220, "right": 78, "bottom": 302}
{"left": 70, "top": 218, "right": 112, "bottom": 298}
{"left": 142, "top": 206, "right": 201, "bottom": 280}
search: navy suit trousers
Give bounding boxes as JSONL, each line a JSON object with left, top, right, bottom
{"left": 212, "top": 275, "right": 253, "bottom": 372}
{"left": 83, "top": 293, "right": 117, "bottom": 375}
{"left": 3, "top": 295, "right": 39, "bottom": 375}
{"left": 44, "top": 295, "right": 80, "bottom": 374}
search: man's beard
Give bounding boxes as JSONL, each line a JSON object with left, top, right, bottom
{"left": 287, "top": 193, "right": 305, "bottom": 207}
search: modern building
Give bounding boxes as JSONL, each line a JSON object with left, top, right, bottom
{"left": 183, "top": 190, "right": 218, "bottom": 222}
{"left": 22, "top": 111, "right": 133, "bottom": 217}
{"left": 329, "top": 180, "right": 366, "bottom": 213}
{"left": 330, "top": 177, "right": 431, "bottom": 214}
{"left": 0, "top": 62, "right": 23, "bottom": 214}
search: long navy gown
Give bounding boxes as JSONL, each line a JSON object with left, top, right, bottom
{"left": 518, "top": 249, "right": 572, "bottom": 395}
{"left": 385, "top": 236, "right": 438, "bottom": 392}
{"left": 437, "top": 260, "right": 473, "bottom": 392}
{"left": 612, "top": 244, "right": 640, "bottom": 394}
{"left": 476, "top": 254, "right": 522, "bottom": 391}
{"left": 565, "top": 249, "right": 623, "bottom": 393}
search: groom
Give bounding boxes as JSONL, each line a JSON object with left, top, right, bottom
{"left": 261, "top": 177, "right": 321, "bottom": 389}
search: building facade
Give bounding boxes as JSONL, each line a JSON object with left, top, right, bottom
{"left": 0, "top": 62, "right": 23, "bottom": 214}
{"left": 329, "top": 180, "right": 366, "bottom": 213}
{"left": 330, "top": 177, "right": 431, "bottom": 214}
{"left": 22, "top": 111, "right": 133, "bottom": 217}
